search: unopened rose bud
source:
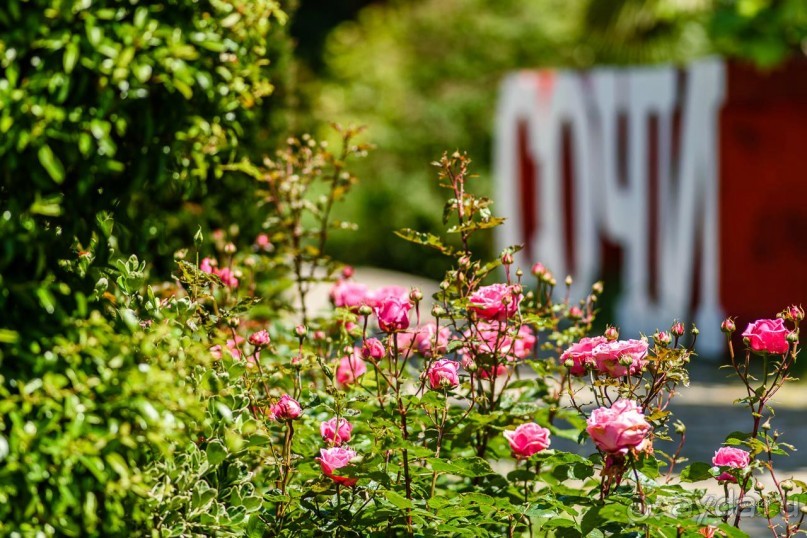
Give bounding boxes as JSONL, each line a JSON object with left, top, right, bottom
{"left": 313, "top": 330, "right": 326, "bottom": 341}
{"left": 674, "top": 421, "right": 686, "bottom": 435}
{"left": 782, "top": 480, "right": 795, "bottom": 492}
{"left": 291, "top": 354, "right": 302, "bottom": 366}
{"left": 762, "top": 418, "right": 772, "bottom": 431}
{"left": 565, "top": 275, "right": 573, "bottom": 287}
{"left": 691, "top": 326, "right": 700, "bottom": 336}
{"left": 568, "top": 306, "right": 583, "bottom": 320}
{"left": 563, "top": 358, "right": 575, "bottom": 370}
{"left": 787, "top": 330, "right": 799, "bottom": 343}
{"left": 592, "top": 281, "right": 604, "bottom": 294}
{"left": 227, "top": 317, "right": 240, "bottom": 328}
{"left": 224, "top": 242, "right": 236, "bottom": 254}
{"left": 548, "top": 277, "right": 557, "bottom": 287}
{"left": 671, "top": 321, "right": 685, "bottom": 337}
{"left": 754, "top": 482, "right": 764, "bottom": 492}
{"left": 604, "top": 326, "right": 619, "bottom": 341}
{"left": 458, "top": 256, "right": 471, "bottom": 268}
{"left": 785, "top": 305, "right": 804, "bottom": 322}
{"left": 618, "top": 356, "right": 633, "bottom": 367}
{"left": 800, "top": 505, "right": 807, "bottom": 515}
{"left": 654, "top": 331, "right": 672, "bottom": 346}
{"left": 531, "top": 262, "right": 545, "bottom": 276}
{"left": 295, "top": 325, "right": 307, "bottom": 338}
{"left": 721, "top": 318, "right": 736, "bottom": 333}
{"left": 439, "top": 280, "right": 450, "bottom": 291}
{"left": 409, "top": 288, "right": 423, "bottom": 303}
{"left": 515, "top": 268, "right": 523, "bottom": 278}
{"left": 358, "top": 304, "right": 373, "bottom": 317}
{"left": 501, "top": 252, "right": 513, "bottom": 265}
{"left": 341, "top": 266, "right": 354, "bottom": 279}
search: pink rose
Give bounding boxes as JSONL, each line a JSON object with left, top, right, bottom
{"left": 368, "top": 285, "right": 410, "bottom": 307}
{"left": 316, "top": 446, "right": 358, "bottom": 486}
{"left": 468, "top": 283, "right": 522, "bottom": 321}
{"left": 412, "top": 323, "right": 452, "bottom": 357}
{"left": 586, "top": 399, "right": 651, "bottom": 454}
{"left": 361, "top": 338, "right": 386, "bottom": 360}
{"left": 374, "top": 296, "right": 412, "bottom": 333}
{"left": 320, "top": 417, "right": 353, "bottom": 446}
{"left": 478, "top": 364, "right": 508, "bottom": 379}
{"left": 712, "top": 447, "right": 750, "bottom": 483}
{"left": 200, "top": 257, "right": 217, "bottom": 274}
{"left": 254, "top": 233, "right": 273, "bottom": 252}
{"left": 209, "top": 345, "right": 223, "bottom": 360}
{"left": 742, "top": 318, "right": 790, "bottom": 355}
{"left": 561, "top": 336, "right": 607, "bottom": 376}
{"left": 226, "top": 336, "right": 244, "bottom": 359}
{"left": 426, "top": 359, "right": 460, "bottom": 390}
{"left": 591, "top": 339, "right": 648, "bottom": 377}
{"left": 217, "top": 267, "right": 239, "bottom": 288}
{"left": 336, "top": 350, "right": 367, "bottom": 386}
{"left": 268, "top": 394, "right": 303, "bottom": 421}
{"left": 503, "top": 423, "right": 551, "bottom": 459}
{"left": 330, "top": 280, "right": 370, "bottom": 310}
{"left": 512, "top": 325, "right": 536, "bottom": 359}
{"left": 461, "top": 322, "right": 531, "bottom": 362}
{"left": 248, "top": 330, "right": 271, "bottom": 347}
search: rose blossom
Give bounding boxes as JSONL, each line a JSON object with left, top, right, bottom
{"left": 374, "top": 296, "right": 412, "bottom": 333}
{"left": 330, "top": 280, "right": 370, "bottom": 310}
{"left": 216, "top": 267, "right": 239, "bottom": 288}
{"left": 742, "top": 318, "right": 790, "bottom": 355}
{"left": 468, "top": 283, "right": 522, "bottom": 321}
{"left": 254, "top": 233, "right": 273, "bottom": 251}
{"left": 226, "top": 336, "right": 244, "bottom": 359}
{"left": 461, "top": 322, "right": 532, "bottom": 362}
{"left": 426, "top": 359, "right": 460, "bottom": 390}
{"left": 268, "top": 394, "right": 303, "bottom": 421}
{"left": 320, "top": 417, "right": 353, "bottom": 446}
{"left": 512, "top": 325, "right": 536, "bottom": 359}
{"left": 712, "top": 447, "right": 750, "bottom": 483}
{"left": 586, "top": 399, "right": 651, "bottom": 454}
{"left": 591, "top": 339, "right": 648, "bottom": 377}
{"left": 368, "top": 285, "right": 409, "bottom": 306}
{"left": 248, "top": 329, "right": 270, "bottom": 347}
{"left": 336, "top": 350, "right": 367, "bottom": 386}
{"left": 561, "top": 336, "right": 607, "bottom": 376}
{"left": 316, "top": 446, "right": 358, "bottom": 486}
{"left": 412, "top": 323, "right": 452, "bottom": 357}
{"left": 200, "top": 257, "right": 217, "bottom": 274}
{"left": 361, "top": 338, "right": 386, "bottom": 360}
{"left": 478, "top": 364, "right": 508, "bottom": 380}
{"left": 503, "top": 423, "right": 551, "bottom": 459}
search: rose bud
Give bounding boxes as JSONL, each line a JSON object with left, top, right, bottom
{"left": 721, "top": 318, "right": 736, "bottom": 333}
{"left": 320, "top": 417, "right": 353, "bottom": 446}
{"left": 361, "top": 338, "right": 386, "bottom": 361}
{"left": 604, "top": 326, "right": 619, "bottom": 341}
{"left": 671, "top": 321, "right": 685, "bottom": 337}
{"left": 268, "top": 395, "right": 303, "bottom": 421}
{"left": 248, "top": 330, "right": 271, "bottom": 347}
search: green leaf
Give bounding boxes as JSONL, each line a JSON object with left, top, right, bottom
{"left": 383, "top": 489, "right": 412, "bottom": 510}
{"left": 679, "top": 462, "right": 713, "bottom": 482}
{"left": 206, "top": 440, "right": 228, "bottom": 466}
{"left": 427, "top": 456, "right": 496, "bottom": 477}
{"left": 38, "top": 144, "right": 65, "bottom": 184}
{"left": 394, "top": 228, "right": 456, "bottom": 256}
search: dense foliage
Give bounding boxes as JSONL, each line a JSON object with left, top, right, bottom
{"left": 0, "top": 0, "right": 293, "bottom": 332}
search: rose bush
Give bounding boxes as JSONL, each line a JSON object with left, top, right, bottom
{"left": 2, "top": 119, "right": 803, "bottom": 537}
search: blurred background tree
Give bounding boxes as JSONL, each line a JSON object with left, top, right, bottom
{"left": 283, "top": 0, "right": 807, "bottom": 280}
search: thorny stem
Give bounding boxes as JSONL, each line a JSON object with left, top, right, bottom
{"left": 392, "top": 334, "right": 413, "bottom": 533}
